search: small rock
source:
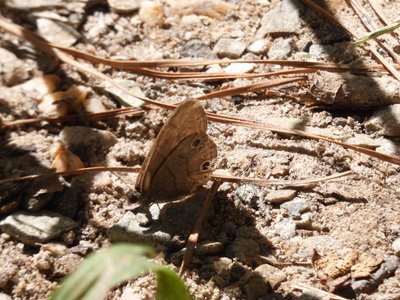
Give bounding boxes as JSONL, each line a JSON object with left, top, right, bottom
{"left": 393, "top": 238, "right": 400, "bottom": 256}
{"left": 365, "top": 104, "right": 400, "bottom": 136}
{"left": 0, "top": 211, "right": 77, "bottom": 245}
{"left": 107, "top": 0, "right": 141, "bottom": 12}
{"left": 224, "top": 62, "right": 255, "bottom": 74}
{"left": 139, "top": 1, "right": 164, "bottom": 27}
{"left": 59, "top": 126, "right": 117, "bottom": 161}
{"left": 265, "top": 189, "right": 297, "bottom": 204}
{"left": 309, "top": 44, "right": 335, "bottom": 58}
{"left": 345, "top": 134, "right": 381, "bottom": 149}
{"left": 254, "top": 264, "right": 286, "bottom": 289}
{"left": 227, "top": 237, "right": 260, "bottom": 263}
{"left": 21, "top": 177, "right": 64, "bottom": 211}
{"left": 244, "top": 274, "right": 270, "bottom": 300}
{"left": 281, "top": 197, "right": 310, "bottom": 218}
{"left": 195, "top": 241, "right": 223, "bottom": 256}
{"left": 0, "top": 48, "right": 30, "bottom": 86}
{"left": 214, "top": 257, "right": 233, "bottom": 273}
{"left": 213, "top": 38, "right": 247, "bottom": 59}
{"left": 295, "top": 212, "right": 314, "bottom": 230}
{"left": 235, "top": 184, "right": 260, "bottom": 207}
{"left": 53, "top": 253, "right": 83, "bottom": 277}
{"left": 36, "top": 18, "right": 80, "bottom": 47}
{"left": 83, "top": 96, "right": 107, "bottom": 113}
{"left": 180, "top": 39, "right": 217, "bottom": 59}
{"left": 268, "top": 38, "right": 293, "bottom": 60}
{"left": 247, "top": 39, "right": 268, "bottom": 55}
{"left": 274, "top": 219, "right": 296, "bottom": 239}
{"left": 376, "top": 138, "right": 400, "bottom": 156}
{"left": 351, "top": 255, "right": 400, "bottom": 293}
{"left": 104, "top": 79, "right": 145, "bottom": 107}
{"left": 257, "top": 0, "right": 304, "bottom": 36}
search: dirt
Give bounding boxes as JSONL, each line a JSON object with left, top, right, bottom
{"left": 1, "top": 0, "right": 400, "bottom": 299}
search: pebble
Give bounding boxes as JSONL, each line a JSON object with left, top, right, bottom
{"left": 274, "top": 219, "right": 296, "bottom": 240}
{"left": 36, "top": 18, "right": 80, "bottom": 47}
{"left": 365, "top": 104, "right": 400, "bottom": 136}
{"left": 139, "top": 1, "right": 164, "bottom": 27}
{"left": 0, "top": 48, "right": 30, "bottom": 86}
{"left": 351, "top": 255, "right": 400, "bottom": 293}
{"left": 104, "top": 79, "right": 145, "bottom": 107}
{"left": 265, "top": 189, "right": 297, "bottom": 204}
{"left": 107, "top": 0, "right": 141, "bottom": 13}
{"left": 281, "top": 197, "right": 310, "bottom": 218}
{"left": 213, "top": 38, "right": 247, "bottom": 59}
{"left": 0, "top": 211, "right": 77, "bottom": 245}
{"left": 227, "top": 237, "right": 260, "bottom": 264}
{"left": 195, "top": 241, "right": 223, "bottom": 256}
{"left": 224, "top": 62, "right": 255, "bottom": 74}
{"left": 393, "top": 238, "right": 400, "bottom": 256}
{"left": 59, "top": 126, "right": 117, "bottom": 161}
{"left": 21, "top": 177, "right": 64, "bottom": 211}
{"left": 180, "top": 39, "right": 217, "bottom": 59}
{"left": 308, "top": 44, "right": 335, "bottom": 58}
{"left": 214, "top": 257, "right": 232, "bottom": 273}
{"left": 53, "top": 253, "right": 83, "bottom": 277}
{"left": 235, "top": 184, "right": 260, "bottom": 207}
{"left": 268, "top": 38, "right": 293, "bottom": 60}
{"left": 376, "top": 138, "right": 400, "bottom": 156}
{"left": 247, "top": 39, "right": 268, "bottom": 55}
{"left": 253, "top": 264, "right": 286, "bottom": 289}
{"left": 257, "top": 0, "right": 304, "bottom": 37}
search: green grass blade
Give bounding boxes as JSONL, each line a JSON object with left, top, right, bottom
{"left": 155, "top": 268, "right": 192, "bottom": 300}
{"left": 353, "top": 19, "right": 400, "bottom": 46}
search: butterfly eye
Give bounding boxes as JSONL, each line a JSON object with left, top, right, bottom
{"left": 191, "top": 137, "right": 203, "bottom": 149}
{"left": 200, "top": 160, "right": 211, "bottom": 172}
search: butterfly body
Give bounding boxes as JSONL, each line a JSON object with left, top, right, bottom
{"left": 136, "top": 100, "right": 217, "bottom": 202}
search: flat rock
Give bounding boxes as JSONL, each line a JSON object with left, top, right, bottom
{"left": 281, "top": 197, "right": 310, "bottom": 218}
{"left": 213, "top": 38, "right": 247, "bottom": 59}
{"left": 274, "top": 219, "right": 296, "bottom": 240}
{"left": 36, "top": 18, "right": 80, "bottom": 47}
{"left": 247, "top": 39, "right": 268, "bottom": 55}
{"left": 257, "top": 0, "right": 304, "bottom": 37}
{"left": 195, "top": 241, "right": 223, "bottom": 256}
{"left": 227, "top": 237, "right": 260, "bottom": 263}
{"left": 103, "top": 79, "right": 145, "bottom": 107}
{"left": 0, "top": 211, "right": 77, "bottom": 245}
{"left": 266, "top": 189, "right": 297, "bottom": 204}
{"left": 253, "top": 264, "right": 286, "bottom": 289}
{"left": 268, "top": 38, "right": 293, "bottom": 60}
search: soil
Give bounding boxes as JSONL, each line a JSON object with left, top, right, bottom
{"left": 0, "top": 0, "right": 400, "bottom": 299}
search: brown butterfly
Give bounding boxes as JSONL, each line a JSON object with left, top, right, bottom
{"left": 135, "top": 99, "right": 217, "bottom": 202}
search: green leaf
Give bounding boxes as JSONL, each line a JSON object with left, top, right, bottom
{"left": 50, "top": 244, "right": 155, "bottom": 300}
{"left": 155, "top": 268, "right": 192, "bottom": 300}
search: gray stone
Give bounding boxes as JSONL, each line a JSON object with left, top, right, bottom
{"left": 254, "top": 264, "right": 286, "bottom": 289}
{"left": 0, "top": 211, "right": 77, "bottom": 245}
{"left": 106, "top": 211, "right": 171, "bottom": 245}
{"left": 213, "top": 38, "right": 247, "bottom": 59}
{"left": 268, "top": 38, "right": 293, "bottom": 60}
{"left": 309, "top": 44, "right": 335, "bottom": 58}
{"left": 257, "top": 0, "right": 304, "bottom": 37}
{"left": 376, "top": 138, "right": 400, "bottom": 156}
{"left": 351, "top": 255, "right": 400, "bottom": 293}
{"left": 393, "top": 237, "right": 400, "bottom": 256}
{"left": 235, "top": 184, "right": 261, "bottom": 207}
{"left": 59, "top": 126, "right": 117, "bottom": 161}
{"left": 265, "top": 189, "right": 297, "bottom": 204}
{"left": 274, "top": 219, "right": 296, "bottom": 240}
{"left": 36, "top": 18, "right": 80, "bottom": 47}
{"left": 103, "top": 79, "right": 145, "bottom": 107}
{"left": 281, "top": 197, "right": 310, "bottom": 218}
{"left": 180, "top": 39, "right": 217, "bottom": 59}
{"left": 224, "top": 62, "right": 255, "bottom": 74}
{"left": 22, "top": 177, "right": 64, "bottom": 211}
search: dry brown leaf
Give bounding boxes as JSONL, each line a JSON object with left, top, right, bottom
{"left": 51, "top": 142, "right": 84, "bottom": 172}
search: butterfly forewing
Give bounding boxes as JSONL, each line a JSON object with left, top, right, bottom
{"left": 136, "top": 99, "right": 217, "bottom": 201}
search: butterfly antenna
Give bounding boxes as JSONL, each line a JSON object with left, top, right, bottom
{"left": 99, "top": 162, "right": 132, "bottom": 188}
{"left": 179, "top": 180, "right": 221, "bottom": 275}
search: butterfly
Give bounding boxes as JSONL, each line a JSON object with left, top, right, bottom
{"left": 135, "top": 99, "right": 217, "bottom": 202}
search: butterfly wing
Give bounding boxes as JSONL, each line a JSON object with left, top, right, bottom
{"left": 136, "top": 99, "right": 216, "bottom": 201}
{"left": 146, "top": 133, "right": 217, "bottom": 201}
